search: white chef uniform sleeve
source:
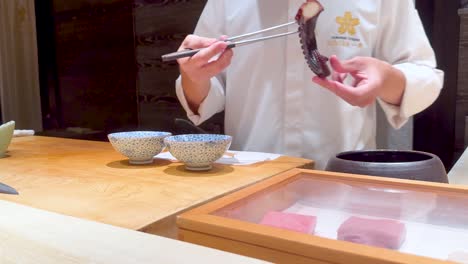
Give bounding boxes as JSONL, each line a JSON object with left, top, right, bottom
{"left": 175, "top": 0, "right": 227, "bottom": 126}
{"left": 374, "top": 0, "right": 444, "bottom": 129}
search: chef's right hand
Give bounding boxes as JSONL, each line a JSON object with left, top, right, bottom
{"left": 177, "top": 34, "right": 233, "bottom": 84}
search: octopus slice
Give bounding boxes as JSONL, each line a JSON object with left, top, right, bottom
{"left": 296, "top": 0, "right": 331, "bottom": 78}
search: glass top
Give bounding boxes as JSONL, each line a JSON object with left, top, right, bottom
{"left": 213, "top": 174, "right": 468, "bottom": 263}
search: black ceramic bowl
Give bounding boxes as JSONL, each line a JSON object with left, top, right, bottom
{"left": 325, "top": 150, "right": 448, "bottom": 183}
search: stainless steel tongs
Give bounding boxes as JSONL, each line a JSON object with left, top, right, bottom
{"left": 161, "top": 21, "right": 298, "bottom": 62}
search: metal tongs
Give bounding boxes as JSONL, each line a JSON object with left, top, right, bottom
{"left": 161, "top": 21, "right": 298, "bottom": 62}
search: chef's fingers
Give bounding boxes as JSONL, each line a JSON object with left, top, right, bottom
{"left": 329, "top": 55, "right": 365, "bottom": 74}
{"left": 176, "top": 35, "right": 218, "bottom": 66}
{"left": 190, "top": 41, "right": 229, "bottom": 67}
{"left": 331, "top": 71, "right": 348, "bottom": 83}
{"left": 313, "top": 76, "right": 354, "bottom": 98}
{"left": 202, "top": 49, "right": 234, "bottom": 77}
{"left": 179, "top": 35, "right": 217, "bottom": 51}
{"left": 312, "top": 76, "right": 373, "bottom": 107}
{"left": 331, "top": 71, "right": 340, "bottom": 82}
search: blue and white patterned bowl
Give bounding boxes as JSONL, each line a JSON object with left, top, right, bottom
{"left": 164, "top": 134, "right": 232, "bottom": 171}
{"left": 108, "top": 131, "right": 171, "bottom": 165}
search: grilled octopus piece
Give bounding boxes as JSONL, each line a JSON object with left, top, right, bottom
{"left": 295, "top": 0, "right": 331, "bottom": 78}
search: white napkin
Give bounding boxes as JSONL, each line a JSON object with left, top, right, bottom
{"left": 155, "top": 150, "right": 281, "bottom": 166}
{"left": 217, "top": 151, "right": 281, "bottom": 165}
{"left": 13, "top": 130, "right": 35, "bottom": 137}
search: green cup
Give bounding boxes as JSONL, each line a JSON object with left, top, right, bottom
{"left": 0, "top": 121, "right": 15, "bottom": 157}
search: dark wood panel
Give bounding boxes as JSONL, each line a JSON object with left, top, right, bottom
{"left": 463, "top": 0, "right": 468, "bottom": 8}
{"left": 133, "top": 0, "right": 205, "bottom": 132}
{"left": 35, "top": 0, "right": 61, "bottom": 130}
{"left": 133, "top": 0, "right": 224, "bottom": 133}
{"left": 456, "top": 10, "right": 468, "bottom": 155}
{"left": 36, "top": 0, "right": 225, "bottom": 140}
{"left": 414, "top": 0, "right": 460, "bottom": 169}
{"left": 52, "top": 0, "right": 138, "bottom": 133}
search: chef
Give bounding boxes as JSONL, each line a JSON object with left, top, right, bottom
{"left": 174, "top": 0, "right": 444, "bottom": 169}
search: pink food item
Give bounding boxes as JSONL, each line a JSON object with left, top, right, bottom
{"left": 259, "top": 211, "right": 316, "bottom": 234}
{"left": 337, "top": 216, "right": 406, "bottom": 249}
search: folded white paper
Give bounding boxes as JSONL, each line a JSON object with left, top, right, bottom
{"left": 155, "top": 150, "right": 281, "bottom": 166}
{"left": 217, "top": 151, "right": 281, "bottom": 165}
{"left": 13, "top": 130, "right": 35, "bottom": 137}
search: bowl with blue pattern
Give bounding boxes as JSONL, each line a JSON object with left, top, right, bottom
{"left": 164, "top": 134, "right": 232, "bottom": 171}
{"left": 108, "top": 131, "right": 171, "bottom": 165}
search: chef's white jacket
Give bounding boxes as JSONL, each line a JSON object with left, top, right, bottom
{"left": 175, "top": 0, "right": 444, "bottom": 169}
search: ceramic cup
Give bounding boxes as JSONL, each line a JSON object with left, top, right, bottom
{"left": 108, "top": 131, "right": 171, "bottom": 165}
{"left": 325, "top": 150, "right": 448, "bottom": 183}
{"left": 164, "top": 134, "right": 232, "bottom": 171}
{"left": 0, "top": 121, "right": 15, "bottom": 158}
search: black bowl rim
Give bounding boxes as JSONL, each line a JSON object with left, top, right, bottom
{"left": 332, "top": 149, "right": 439, "bottom": 165}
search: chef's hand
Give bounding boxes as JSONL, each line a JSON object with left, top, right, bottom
{"left": 177, "top": 35, "right": 233, "bottom": 113}
{"left": 312, "top": 55, "right": 406, "bottom": 107}
{"left": 178, "top": 35, "right": 233, "bottom": 83}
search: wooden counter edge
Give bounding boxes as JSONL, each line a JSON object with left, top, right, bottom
{"left": 0, "top": 200, "right": 269, "bottom": 264}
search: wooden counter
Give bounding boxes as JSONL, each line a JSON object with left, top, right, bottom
{"left": 0, "top": 200, "right": 268, "bottom": 264}
{"left": 0, "top": 136, "right": 313, "bottom": 238}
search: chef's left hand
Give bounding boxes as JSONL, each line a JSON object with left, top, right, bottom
{"left": 312, "top": 55, "right": 406, "bottom": 107}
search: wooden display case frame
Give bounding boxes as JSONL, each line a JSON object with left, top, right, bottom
{"left": 177, "top": 168, "right": 468, "bottom": 264}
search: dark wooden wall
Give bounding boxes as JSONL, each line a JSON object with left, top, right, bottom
{"left": 133, "top": 0, "right": 224, "bottom": 134}
{"left": 133, "top": 0, "right": 222, "bottom": 133}
{"left": 35, "top": 0, "right": 60, "bottom": 130}
{"left": 36, "top": 0, "right": 225, "bottom": 139}
{"left": 456, "top": 9, "right": 468, "bottom": 161}
{"left": 54, "top": 0, "right": 138, "bottom": 135}
{"left": 414, "top": 0, "right": 461, "bottom": 170}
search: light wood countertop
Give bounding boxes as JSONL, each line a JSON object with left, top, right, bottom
{"left": 0, "top": 200, "right": 269, "bottom": 264}
{"left": 0, "top": 136, "right": 313, "bottom": 238}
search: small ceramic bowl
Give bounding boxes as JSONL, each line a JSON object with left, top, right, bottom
{"left": 325, "top": 149, "right": 448, "bottom": 183}
{"left": 0, "top": 121, "right": 15, "bottom": 158}
{"left": 164, "top": 134, "right": 232, "bottom": 171}
{"left": 108, "top": 131, "right": 171, "bottom": 165}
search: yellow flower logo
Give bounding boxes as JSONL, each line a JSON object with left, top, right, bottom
{"left": 336, "top": 12, "right": 360, "bottom": 36}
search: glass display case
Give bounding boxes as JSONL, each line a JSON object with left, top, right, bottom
{"left": 178, "top": 169, "right": 468, "bottom": 264}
